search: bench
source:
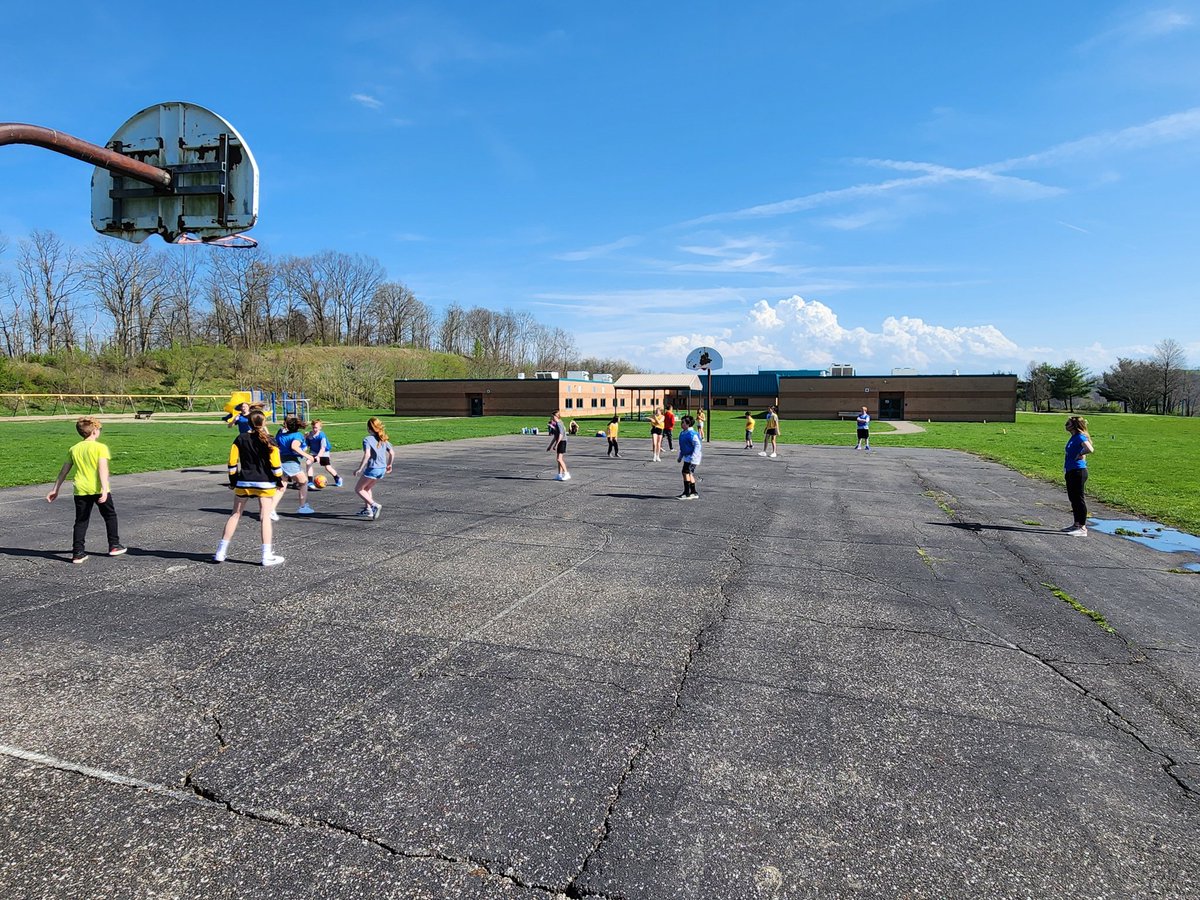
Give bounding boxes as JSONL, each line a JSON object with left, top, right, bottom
{"left": 838, "top": 411, "right": 861, "bottom": 420}
{"left": 134, "top": 409, "right": 154, "bottom": 419}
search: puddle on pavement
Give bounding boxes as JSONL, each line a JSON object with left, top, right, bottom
{"left": 1088, "top": 519, "right": 1200, "bottom": 556}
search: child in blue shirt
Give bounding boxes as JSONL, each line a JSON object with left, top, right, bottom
{"left": 305, "top": 419, "right": 342, "bottom": 488}
{"left": 855, "top": 406, "right": 871, "bottom": 451}
{"left": 676, "top": 415, "right": 702, "bottom": 500}
{"left": 1063, "top": 416, "right": 1094, "bottom": 536}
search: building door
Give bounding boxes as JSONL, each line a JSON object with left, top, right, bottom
{"left": 468, "top": 394, "right": 484, "bottom": 416}
{"left": 879, "top": 392, "right": 904, "bottom": 420}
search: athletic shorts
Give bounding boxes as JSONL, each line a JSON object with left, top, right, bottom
{"left": 745, "top": 430, "right": 753, "bottom": 441}
{"left": 234, "top": 486, "right": 277, "bottom": 498}
{"left": 857, "top": 428, "right": 869, "bottom": 440}
{"left": 765, "top": 428, "right": 778, "bottom": 437}
{"left": 362, "top": 466, "right": 386, "bottom": 480}
{"left": 556, "top": 440, "right": 567, "bottom": 454}
{"left": 316, "top": 455, "right": 332, "bottom": 467}
{"left": 650, "top": 427, "right": 663, "bottom": 435}
{"left": 681, "top": 462, "right": 697, "bottom": 476}
{"left": 281, "top": 460, "right": 304, "bottom": 477}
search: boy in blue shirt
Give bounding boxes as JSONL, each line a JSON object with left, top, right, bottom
{"left": 676, "top": 415, "right": 702, "bottom": 500}
{"left": 305, "top": 419, "right": 343, "bottom": 488}
{"left": 275, "top": 416, "right": 316, "bottom": 514}
{"left": 855, "top": 406, "right": 871, "bottom": 451}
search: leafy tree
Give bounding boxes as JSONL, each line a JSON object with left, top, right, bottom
{"left": 1050, "top": 359, "right": 1094, "bottom": 412}
{"left": 1024, "top": 361, "right": 1053, "bottom": 412}
{"left": 1098, "top": 358, "right": 1157, "bottom": 413}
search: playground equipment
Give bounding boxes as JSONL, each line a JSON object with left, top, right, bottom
{"left": 223, "top": 390, "right": 309, "bottom": 424}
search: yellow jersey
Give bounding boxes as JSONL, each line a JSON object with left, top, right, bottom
{"left": 68, "top": 439, "right": 110, "bottom": 495}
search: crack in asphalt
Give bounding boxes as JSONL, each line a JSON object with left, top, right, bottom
{"left": 560, "top": 539, "right": 747, "bottom": 899}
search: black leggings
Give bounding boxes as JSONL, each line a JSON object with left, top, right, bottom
{"left": 73, "top": 494, "right": 120, "bottom": 554}
{"left": 1065, "top": 469, "right": 1088, "bottom": 526}
{"left": 607, "top": 438, "right": 619, "bottom": 456}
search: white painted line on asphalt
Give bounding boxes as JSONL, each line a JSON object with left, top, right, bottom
{"left": 0, "top": 743, "right": 205, "bottom": 807}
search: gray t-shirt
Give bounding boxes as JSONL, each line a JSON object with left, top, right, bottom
{"left": 363, "top": 434, "right": 391, "bottom": 468}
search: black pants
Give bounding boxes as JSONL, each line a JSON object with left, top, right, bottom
{"left": 607, "top": 438, "right": 619, "bottom": 456}
{"left": 73, "top": 494, "right": 120, "bottom": 554}
{"left": 1065, "top": 469, "right": 1088, "bottom": 525}
{"left": 664, "top": 429, "right": 674, "bottom": 450}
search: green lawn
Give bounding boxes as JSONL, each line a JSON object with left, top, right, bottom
{"left": 3, "top": 409, "right": 1197, "bottom": 534}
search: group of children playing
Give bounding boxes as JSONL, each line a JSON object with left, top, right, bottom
{"left": 48, "top": 406, "right": 395, "bottom": 567}
{"left": 47, "top": 407, "right": 1098, "bottom": 565}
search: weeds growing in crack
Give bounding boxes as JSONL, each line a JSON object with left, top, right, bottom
{"left": 1040, "top": 582, "right": 1115, "bottom": 634}
{"left": 922, "top": 489, "right": 956, "bottom": 517}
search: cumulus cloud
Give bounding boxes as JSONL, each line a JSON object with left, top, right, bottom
{"left": 651, "top": 295, "right": 1023, "bottom": 373}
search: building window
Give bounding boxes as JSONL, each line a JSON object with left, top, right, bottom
{"left": 714, "top": 398, "right": 728, "bottom": 406}
{"left": 600, "top": 398, "right": 606, "bottom": 407}
{"left": 734, "top": 398, "right": 749, "bottom": 407}
{"left": 591, "top": 398, "right": 597, "bottom": 408}
{"left": 565, "top": 398, "right": 572, "bottom": 409}
{"left": 620, "top": 398, "right": 625, "bottom": 407}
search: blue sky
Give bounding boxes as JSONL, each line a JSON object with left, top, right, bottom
{"left": 2, "top": 1, "right": 1199, "bottom": 375}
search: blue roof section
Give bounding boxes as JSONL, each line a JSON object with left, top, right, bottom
{"left": 698, "top": 373, "right": 780, "bottom": 395}
{"left": 759, "top": 368, "right": 825, "bottom": 377}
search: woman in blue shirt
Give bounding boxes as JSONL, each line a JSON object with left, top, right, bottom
{"left": 1063, "top": 416, "right": 1094, "bottom": 537}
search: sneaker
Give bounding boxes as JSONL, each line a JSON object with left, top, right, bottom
{"left": 371, "top": 503, "right": 383, "bottom": 520}
{"left": 261, "top": 553, "right": 285, "bottom": 567}
{"left": 107, "top": 545, "right": 127, "bottom": 556}
{"left": 758, "top": 451, "right": 767, "bottom": 457}
{"left": 677, "top": 493, "right": 690, "bottom": 500}
{"left": 562, "top": 473, "right": 571, "bottom": 481}
{"left": 334, "top": 477, "right": 343, "bottom": 487}
{"left": 307, "top": 482, "right": 316, "bottom": 490}
{"left": 71, "top": 553, "right": 88, "bottom": 564}
{"left": 355, "top": 507, "right": 374, "bottom": 518}
{"left": 689, "top": 493, "right": 700, "bottom": 500}
{"left": 769, "top": 453, "right": 778, "bottom": 458}
{"left": 554, "top": 473, "right": 564, "bottom": 481}
{"left": 296, "top": 504, "right": 315, "bottom": 515}
{"left": 1067, "top": 526, "right": 1088, "bottom": 537}
{"left": 269, "top": 511, "right": 280, "bottom": 521}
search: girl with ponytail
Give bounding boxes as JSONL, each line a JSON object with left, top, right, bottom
{"left": 353, "top": 417, "right": 394, "bottom": 520}
{"left": 215, "top": 408, "right": 286, "bottom": 566}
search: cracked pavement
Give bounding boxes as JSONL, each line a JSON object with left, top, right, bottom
{"left": 1, "top": 436, "right": 1197, "bottom": 899}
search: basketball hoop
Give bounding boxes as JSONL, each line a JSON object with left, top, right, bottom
{"left": 173, "top": 233, "right": 258, "bottom": 248}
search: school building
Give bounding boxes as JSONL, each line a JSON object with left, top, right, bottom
{"left": 778, "top": 374, "right": 1017, "bottom": 422}
{"left": 393, "top": 371, "right": 1016, "bottom": 422}
{"left": 391, "top": 373, "right": 703, "bottom": 418}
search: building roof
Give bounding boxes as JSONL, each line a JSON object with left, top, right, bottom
{"left": 699, "top": 373, "right": 781, "bottom": 395}
{"left": 613, "top": 373, "right": 703, "bottom": 390}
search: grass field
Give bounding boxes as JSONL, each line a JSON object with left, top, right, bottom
{"left": 3, "top": 409, "right": 1197, "bottom": 534}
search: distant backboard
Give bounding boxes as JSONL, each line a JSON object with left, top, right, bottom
{"left": 685, "top": 346, "right": 724, "bottom": 371}
{"left": 91, "top": 102, "right": 258, "bottom": 244}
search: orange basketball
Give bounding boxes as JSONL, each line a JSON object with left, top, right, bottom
{"left": 313, "top": 475, "right": 327, "bottom": 489}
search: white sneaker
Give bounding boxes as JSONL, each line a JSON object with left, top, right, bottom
{"left": 1067, "top": 526, "right": 1088, "bottom": 537}
{"left": 677, "top": 493, "right": 690, "bottom": 500}
{"left": 562, "top": 473, "right": 571, "bottom": 481}
{"left": 554, "top": 473, "right": 564, "bottom": 481}
{"left": 261, "top": 553, "right": 285, "bottom": 567}
{"left": 758, "top": 451, "right": 767, "bottom": 457}
{"left": 769, "top": 453, "right": 777, "bottom": 458}
{"left": 296, "top": 504, "right": 315, "bottom": 515}
{"left": 371, "top": 503, "right": 383, "bottom": 519}
{"left": 212, "top": 552, "right": 226, "bottom": 564}
{"left": 269, "top": 511, "right": 280, "bottom": 521}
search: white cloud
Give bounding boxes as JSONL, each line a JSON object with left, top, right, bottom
{"left": 1081, "top": 7, "right": 1195, "bottom": 49}
{"left": 647, "top": 295, "right": 1023, "bottom": 374}
{"left": 553, "top": 236, "right": 640, "bottom": 261}
{"left": 351, "top": 93, "right": 384, "bottom": 110}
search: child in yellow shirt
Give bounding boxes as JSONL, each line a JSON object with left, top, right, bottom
{"left": 47, "top": 416, "right": 125, "bottom": 564}
{"left": 743, "top": 413, "right": 756, "bottom": 449}
{"left": 606, "top": 415, "right": 620, "bottom": 458}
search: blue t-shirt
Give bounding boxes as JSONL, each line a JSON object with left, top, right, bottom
{"left": 678, "top": 427, "right": 703, "bottom": 464}
{"left": 857, "top": 413, "right": 870, "bottom": 430}
{"left": 276, "top": 429, "right": 307, "bottom": 461}
{"left": 1064, "top": 433, "right": 1089, "bottom": 471}
{"left": 363, "top": 434, "right": 391, "bottom": 469}
{"left": 234, "top": 414, "right": 253, "bottom": 434}
{"left": 307, "top": 432, "right": 331, "bottom": 455}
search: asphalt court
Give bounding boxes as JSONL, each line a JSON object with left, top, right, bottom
{"left": 1, "top": 434, "right": 1198, "bottom": 898}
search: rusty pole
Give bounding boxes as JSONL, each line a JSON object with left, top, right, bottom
{"left": 0, "top": 123, "right": 172, "bottom": 189}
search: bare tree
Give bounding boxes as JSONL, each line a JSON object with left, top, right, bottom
{"left": 278, "top": 254, "right": 334, "bottom": 344}
{"left": 206, "top": 248, "right": 274, "bottom": 351}
{"left": 327, "top": 252, "right": 384, "bottom": 345}
{"left": 85, "top": 240, "right": 171, "bottom": 358}
{"left": 371, "top": 281, "right": 431, "bottom": 346}
{"left": 438, "top": 303, "right": 468, "bottom": 355}
{"left": 16, "top": 230, "right": 85, "bottom": 354}
{"left": 0, "top": 234, "right": 26, "bottom": 358}
{"left": 1023, "top": 361, "right": 1052, "bottom": 412}
{"left": 162, "top": 247, "right": 206, "bottom": 345}
{"left": 1151, "top": 338, "right": 1188, "bottom": 414}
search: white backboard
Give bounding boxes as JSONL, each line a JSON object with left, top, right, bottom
{"left": 91, "top": 102, "right": 258, "bottom": 243}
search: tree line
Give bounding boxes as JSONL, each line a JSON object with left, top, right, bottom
{"left": 0, "top": 229, "right": 636, "bottom": 379}
{"left": 1022, "top": 339, "right": 1198, "bottom": 416}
